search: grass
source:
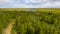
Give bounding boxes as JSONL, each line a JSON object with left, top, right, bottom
{"left": 0, "top": 8, "right": 60, "bottom": 34}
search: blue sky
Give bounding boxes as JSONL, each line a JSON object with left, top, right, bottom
{"left": 0, "top": 0, "right": 60, "bottom": 8}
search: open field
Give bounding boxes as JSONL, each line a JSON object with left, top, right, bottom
{"left": 0, "top": 8, "right": 60, "bottom": 13}
{"left": 0, "top": 8, "right": 60, "bottom": 34}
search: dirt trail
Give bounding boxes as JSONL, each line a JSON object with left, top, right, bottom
{"left": 2, "top": 19, "right": 16, "bottom": 34}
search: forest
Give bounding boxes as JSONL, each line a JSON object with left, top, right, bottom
{"left": 0, "top": 9, "right": 60, "bottom": 34}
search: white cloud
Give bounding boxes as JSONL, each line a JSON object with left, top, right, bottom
{"left": 41, "top": 1, "right": 60, "bottom": 8}
{"left": 0, "top": 0, "right": 60, "bottom": 8}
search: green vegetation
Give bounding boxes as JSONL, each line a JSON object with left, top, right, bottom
{"left": 0, "top": 9, "right": 60, "bottom": 34}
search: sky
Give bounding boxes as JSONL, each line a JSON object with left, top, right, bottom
{"left": 0, "top": 0, "right": 60, "bottom": 8}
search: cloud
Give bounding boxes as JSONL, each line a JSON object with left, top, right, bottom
{"left": 40, "top": 2, "right": 60, "bottom": 8}
{"left": 0, "top": 0, "right": 60, "bottom": 8}
{"left": 48, "top": 0, "right": 60, "bottom": 2}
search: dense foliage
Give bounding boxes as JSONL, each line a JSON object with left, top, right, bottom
{"left": 0, "top": 11, "right": 60, "bottom": 34}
